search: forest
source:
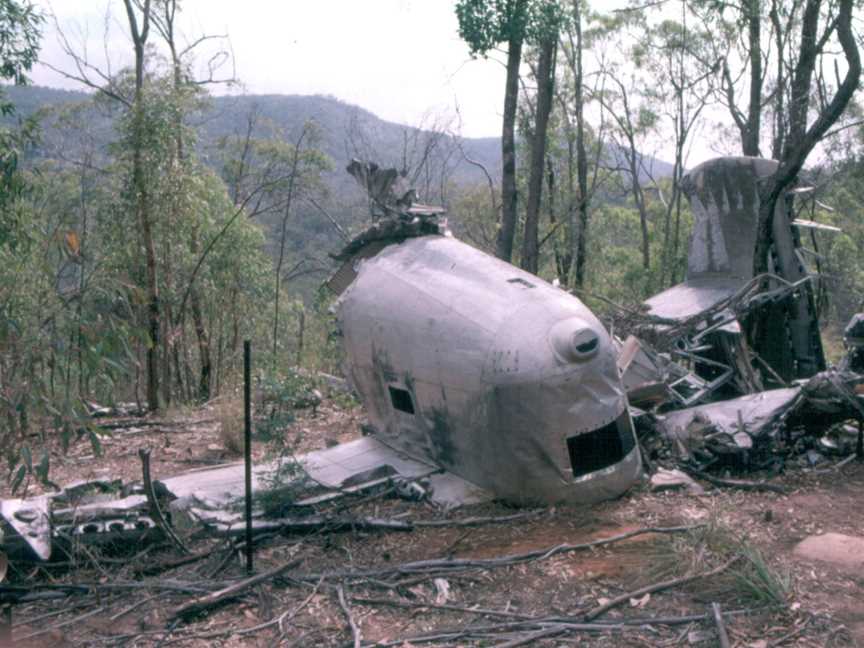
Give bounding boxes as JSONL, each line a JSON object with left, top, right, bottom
{"left": 1, "top": 0, "right": 863, "bottom": 500}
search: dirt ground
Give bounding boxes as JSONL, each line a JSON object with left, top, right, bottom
{"left": 4, "top": 398, "right": 864, "bottom": 647}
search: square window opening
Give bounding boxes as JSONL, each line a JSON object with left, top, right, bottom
{"left": 566, "top": 413, "right": 635, "bottom": 478}
{"left": 388, "top": 386, "right": 415, "bottom": 414}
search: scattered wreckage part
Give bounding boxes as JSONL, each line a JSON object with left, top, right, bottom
{"left": 659, "top": 387, "right": 802, "bottom": 463}
{"left": 664, "top": 156, "right": 826, "bottom": 383}
{"left": 649, "top": 468, "right": 705, "bottom": 495}
{"left": 652, "top": 369, "right": 864, "bottom": 470}
{"left": 85, "top": 401, "right": 146, "bottom": 418}
{"left": 161, "top": 436, "right": 493, "bottom": 536}
{"left": 334, "top": 233, "right": 640, "bottom": 505}
{"left": 791, "top": 218, "right": 842, "bottom": 233}
{"left": 631, "top": 273, "right": 816, "bottom": 408}
{"left": 667, "top": 350, "right": 734, "bottom": 408}
{"left": 0, "top": 497, "right": 51, "bottom": 561}
{"left": 841, "top": 313, "right": 864, "bottom": 373}
{"left": 392, "top": 476, "right": 431, "bottom": 501}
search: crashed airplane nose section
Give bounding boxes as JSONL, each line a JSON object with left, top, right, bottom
{"left": 333, "top": 232, "right": 641, "bottom": 506}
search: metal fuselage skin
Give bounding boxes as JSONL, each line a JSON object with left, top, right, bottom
{"left": 335, "top": 235, "right": 641, "bottom": 505}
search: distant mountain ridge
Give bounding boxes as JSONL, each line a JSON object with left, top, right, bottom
{"left": 3, "top": 84, "right": 674, "bottom": 192}
{"left": 2, "top": 84, "right": 502, "bottom": 194}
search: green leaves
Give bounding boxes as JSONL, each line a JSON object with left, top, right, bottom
{"left": 0, "top": 0, "right": 43, "bottom": 86}
{"left": 8, "top": 445, "right": 52, "bottom": 494}
{"left": 456, "top": 0, "right": 564, "bottom": 57}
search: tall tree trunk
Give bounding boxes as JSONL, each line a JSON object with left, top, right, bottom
{"left": 627, "top": 145, "right": 650, "bottom": 271}
{"left": 123, "top": 0, "right": 159, "bottom": 411}
{"left": 769, "top": 0, "right": 785, "bottom": 160}
{"left": 162, "top": 1, "right": 212, "bottom": 402}
{"left": 496, "top": 27, "right": 524, "bottom": 263}
{"left": 571, "top": 0, "right": 590, "bottom": 287}
{"left": 272, "top": 127, "right": 308, "bottom": 360}
{"left": 755, "top": 0, "right": 860, "bottom": 275}
{"left": 742, "top": 0, "right": 762, "bottom": 157}
{"left": 521, "top": 36, "right": 557, "bottom": 274}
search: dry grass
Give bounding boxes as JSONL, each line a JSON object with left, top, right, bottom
{"left": 213, "top": 395, "right": 245, "bottom": 455}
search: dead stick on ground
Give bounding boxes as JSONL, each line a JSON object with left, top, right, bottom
{"left": 683, "top": 467, "right": 788, "bottom": 494}
{"left": 172, "top": 558, "right": 301, "bottom": 620}
{"left": 14, "top": 606, "right": 104, "bottom": 641}
{"left": 494, "top": 626, "right": 565, "bottom": 647}
{"left": 351, "top": 595, "right": 535, "bottom": 620}
{"left": 712, "top": 602, "right": 731, "bottom": 648}
{"left": 768, "top": 617, "right": 811, "bottom": 647}
{"left": 137, "top": 549, "right": 217, "bottom": 576}
{"left": 109, "top": 593, "right": 162, "bottom": 621}
{"left": 337, "top": 585, "right": 361, "bottom": 648}
{"left": 583, "top": 556, "right": 740, "bottom": 621}
{"left": 139, "top": 448, "right": 191, "bottom": 554}
{"left": 140, "top": 578, "right": 325, "bottom": 645}
{"left": 293, "top": 525, "right": 701, "bottom": 583}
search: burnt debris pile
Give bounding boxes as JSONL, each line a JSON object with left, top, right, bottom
{"left": 612, "top": 157, "right": 864, "bottom": 481}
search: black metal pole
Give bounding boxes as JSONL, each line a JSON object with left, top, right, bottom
{"left": 857, "top": 418, "right": 863, "bottom": 461}
{"left": 244, "top": 340, "right": 253, "bottom": 574}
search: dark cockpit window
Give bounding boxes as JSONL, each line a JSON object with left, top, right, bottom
{"left": 507, "top": 277, "right": 535, "bottom": 288}
{"left": 566, "top": 412, "right": 636, "bottom": 478}
{"left": 388, "top": 386, "right": 415, "bottom": 414}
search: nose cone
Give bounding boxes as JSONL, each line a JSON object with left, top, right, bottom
{"left": 549, "top": 317, "right": 600, "bottom": 363}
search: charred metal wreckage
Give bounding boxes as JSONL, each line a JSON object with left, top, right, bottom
{"left": 3, "top": 156, "right": 864, "bottom": 562}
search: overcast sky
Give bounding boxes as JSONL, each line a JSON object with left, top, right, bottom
{"left": 33, "top": 0, "right": 510, "bottom": 138}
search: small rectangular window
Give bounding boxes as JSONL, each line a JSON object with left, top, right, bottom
{"left": 388, "top": 386, "right": 415, "bottom": 414}
{"left": 566, "top": 412, "right": 636, "bottom": 478}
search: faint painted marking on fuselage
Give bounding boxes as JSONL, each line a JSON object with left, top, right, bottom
{"left": 427, "top": 407, "right": 457, "bottom": 466}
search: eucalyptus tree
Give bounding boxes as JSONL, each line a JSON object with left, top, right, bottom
{"left": 456, "top": 0, "right": 533, "bottom": 263}
{"left": 752, "top": 0, "right": 861, "bottom": 275}
{"left": 520, "top": 1, "right": 566, "bottom": 274}
{"left": 0, "top": 0, "right": 42, "bottom": 246}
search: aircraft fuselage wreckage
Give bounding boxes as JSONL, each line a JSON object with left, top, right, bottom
{"left": 329, "top": 221, "right": 641, "bottom": 505}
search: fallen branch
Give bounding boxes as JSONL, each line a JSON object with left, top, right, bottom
{"left": 0, "top": 580, "right": 214, "bottom": 597}
{"left": 139, "top": 448, "right": 191, "bottom": 554}
{"left": 712, "top": 602, "right": 731, "bottom": 648}
{"left": 684, "top": 467, "right": 788, "bottom": 494}
{"left": 109, "top": 593, "right": 161, "bottom": 621}
{"left": 583, "top": 556, "right": 740, "bottom": 621}
{"left": 413, "top": 510, "right": 545, "bottom": 528}
{"left": 362, "top": 619, "right": 619, "bottom": 647}
{"left": 768, "top": 616, "right": 811, "bottom": 646}
{"left": 218, "top": 510, "right": 547, "bottom": 537}
{"left": 494, "top": 626, "right": 565, "bottom": 647}
{"left": 132, "top": 578, "right": 324, "bottom": 645}
{"left": 172, "top": 558, "right": 301, "bottom": 620}
{"left": 357, "top": 607, "right": 774, "bottom": 648}
{"left": 351, "top": 595, "right": 535, "bottom": 620}
{"left": 136, "top": 549, "right": 216, "bottom": 576}
{"left": 812, "top": 453, "right": 856, "bottom": 474}
{"left": 337, "top": 585, "right": 361, "bottom": 648}
{"left": 14, "top": 606, "right": 104, "bottom": 641}
{"left": 294, "top": 525, "right": 699, "bottom": 582}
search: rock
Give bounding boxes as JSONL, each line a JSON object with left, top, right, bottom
{"left": 793, "top": 532, "right": 864, "bottom": 570}
{"left": 649, "top": 468, "right": 705, "bottom": 495}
